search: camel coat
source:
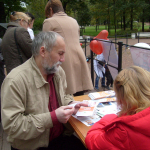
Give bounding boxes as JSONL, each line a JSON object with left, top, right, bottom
{"left": 43, "top": 12, "right": 93, "bottom": 94}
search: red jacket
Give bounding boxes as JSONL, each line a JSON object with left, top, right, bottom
{"left": 85, "top": 107, "right": 150, "bottom": 150}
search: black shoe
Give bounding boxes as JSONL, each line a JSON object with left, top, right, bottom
{"left": 94, "top": 87, "right": 99, "bottom": 91}
{"left": 101, "top": 85, "right": 106, "bottom": 88}
{"left": 106, "top": 86, "right": 111, "bottom": 90}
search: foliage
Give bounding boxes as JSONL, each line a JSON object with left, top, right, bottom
{"left": 0, "top": 0, "right": 30, "bottom": 22}
{"left": 33, "top": 18, "right": 45, "bottom": 31}
{"left": 77, "top": 1, "right": 91, "bottom": 26}
{"left": 115, "top": 29, "right": 138, "bottom": 36}
{"left": 61, "top": 0, "right": 79, "bottom": 13}
{"left": 61, "top": 0, "right": 91, "bottom": 26}
{"left": 2, "top": 0, "right": 150, "bottom": 34}
{"left": 26, "top": 0, "right": 47, "bottom": 19}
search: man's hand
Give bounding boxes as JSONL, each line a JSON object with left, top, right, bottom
{"left": 55, "top": 106, "right": 74, "bottom": 123}
{"left": 69, "top": 101, "right": 88, "bottom": 115}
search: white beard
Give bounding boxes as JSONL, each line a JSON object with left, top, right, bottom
{"left": 43, "top": 60, "right": 62, "bottom": 74}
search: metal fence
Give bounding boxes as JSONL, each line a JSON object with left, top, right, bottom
{"left": 80, "top": 35, "right": 150, "bottom": 85}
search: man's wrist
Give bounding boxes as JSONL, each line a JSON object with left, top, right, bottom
{"left": 50, "top": 110, "right": 59, "bottom": 125}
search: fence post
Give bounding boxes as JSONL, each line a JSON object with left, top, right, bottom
{"left": 90, "top": 49, "right": 94, "bottom": 86}
{"left": 115, "top": 33, "right": 117, "bottom": 50}
{"left": 118, "top": 41, "right": 123, "bottom": 73}
{"left": 126, "top": 33, "right": 128, "bottom": 50}
{"left": 84, "top": 39, "right": 87, "bottom": 56}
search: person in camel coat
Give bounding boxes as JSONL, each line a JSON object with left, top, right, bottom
{"left": 43, "top": 0, "right": 93, "bottom": 96}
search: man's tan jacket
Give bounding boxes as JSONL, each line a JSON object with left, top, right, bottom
{"left": 1, "top": 57, "right": 74, "bottom": 150}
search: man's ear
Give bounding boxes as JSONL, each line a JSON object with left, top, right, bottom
{"left": 40, "top": 46, "right": 46, "bottom": 58}
{"left": 50, "top": 7, "right": 54, "bottom": 17}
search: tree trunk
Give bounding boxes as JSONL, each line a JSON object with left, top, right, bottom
{"left": 142, "top": 9, "right": 144, "bottom": 31}
{"left": 0, "top": 2, "right": 6, "bottom": 23}
{"left": 121, "top": 16, "right": 122, "bottom": 29}
{"left": 108, "top": 5, "right": 110, "bottom": 33}
{"left": 96, "top": 20, "right": 97, "bottom": 32}
{"left": 123, "top": 12, "right": 126, "bottom": 30}
{"left": 130, "top": 7, "right": 133, "bottom": 30}
{"left": 113, "top": 0, "right": 116, "bottom": 33}
{"left": 61, "top": 1, "right": 68, "bottom": 12}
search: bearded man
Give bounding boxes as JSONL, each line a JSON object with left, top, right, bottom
{"left": 1, "top": 31, "right": 87, "bottom": 150}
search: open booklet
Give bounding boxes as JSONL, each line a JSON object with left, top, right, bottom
{"left": 69, "top": 100, "right": 99, "bottom": 116}
{"left": 88, "top": 90, "right": 115, "bottom": 100}
{"left": 75, "top": 100, "right": 99, "bottom": 116}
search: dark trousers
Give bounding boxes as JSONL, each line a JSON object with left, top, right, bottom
{"left": 11, "top": 134, "right": 87, "bottom": 150}
{"left": 73, "top": 91, "right": 84, "bottom": 96}
{"left": 105, "top": 71, "right": 113, "bottom": 87}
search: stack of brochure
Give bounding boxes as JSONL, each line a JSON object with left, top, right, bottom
{"left": 88, "top": 90, "right": 115, "bottom": 100}
{"left": 71, "top": 90, "right": 118, "bottom": 126}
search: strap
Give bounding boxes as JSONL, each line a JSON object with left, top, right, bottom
{"left": 14, "top": 28, "right": 23, "bottom": 64}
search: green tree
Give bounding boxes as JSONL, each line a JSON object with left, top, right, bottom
{"left": 0, "top": 0, "right": 30, "bottom": 23}
{"left": 76, "top": 1, "right": 91, "bottom": 27}
{"left": 26, "top": 0, "right": 47, "bottom": 19}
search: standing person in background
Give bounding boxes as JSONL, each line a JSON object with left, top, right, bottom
{"left": 43, "top": 0, "right": 93, "bottom": 96}
{"left": 1, "top": 11, "right": 32, "bottom": 74}
{"left": 25, "top": 12, "right": 35, "bottom": 40}
{"left": 0, "top": 38, "right": 5, "bottom": 123}
{"left": 94, "top": 53, "right": 106, "bottom": 91}
{"left": 105, "top": 64, "right": 113, "bottom": 90}
{"left": 85, "top": 66, "right": 150, "bottom": 150}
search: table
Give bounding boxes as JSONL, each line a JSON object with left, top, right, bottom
{"left": 68, "top": 95, "right": 92, "bottom": 147}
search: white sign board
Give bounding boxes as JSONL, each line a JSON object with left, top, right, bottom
{"left": 102, "top": 41, "right": 118, "bottom": 80}
{"left": 130, "top": 43, "right": 150, "bottom": 71}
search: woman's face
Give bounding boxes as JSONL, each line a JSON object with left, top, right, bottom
{"left": 29, "top": 20, "right": 34, "bottom": 29}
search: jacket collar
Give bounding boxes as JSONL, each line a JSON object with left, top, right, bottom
{"left": 30, "top": 56, "right": 48, "bottom": 88}
{"left": 29, "top": 56, "right": 61, "bottom": 88}
{"left": 7, "top": 22, "right": 21, "bottom": 28}
{"left": 52, "top": 12, "right": 67, "bottom": 17}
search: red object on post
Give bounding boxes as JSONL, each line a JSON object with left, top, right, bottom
{"left": 90, "top": 40, "right": 103, "bottom": 54}
{"left": 90, "top": 30, "right": 109, "bottom": 54}
{"left": 96, "top": 30, "right": 109, "bottom": 40}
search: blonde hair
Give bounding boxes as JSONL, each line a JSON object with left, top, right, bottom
{"left": 45, "top": 0, "right": 64, "bottom": 18}
{"left": 10, "top": 11, "right": 30, "bottom": 23}
{"left": 114, "top": 66, "right": 150, "bottom": 117}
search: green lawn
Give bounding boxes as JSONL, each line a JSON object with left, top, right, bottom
{"left": 33, "top": 24, "right": 150, "bottom": 37}
{"left": 82, "top": 24, "right": 150, "bottom": 37}
{"left": 81, "top": 25, "right": 106, "bottom": 37}
{"left": 82, "top": 25, "right": 128, "bottom": 37}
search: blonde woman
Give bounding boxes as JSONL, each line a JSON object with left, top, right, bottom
{"left": 85, "top": 66, "right": 150, "bottom": 150}
{"left": 1, "top": 11, "right": 32, "bottom": 74}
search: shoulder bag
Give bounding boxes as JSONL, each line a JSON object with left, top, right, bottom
{"left": 14, "top": 28, "right": 23, "bottom": 64}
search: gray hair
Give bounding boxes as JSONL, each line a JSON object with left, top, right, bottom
{"left": 31, "top": 31, "right": 62, "bottom": 56}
